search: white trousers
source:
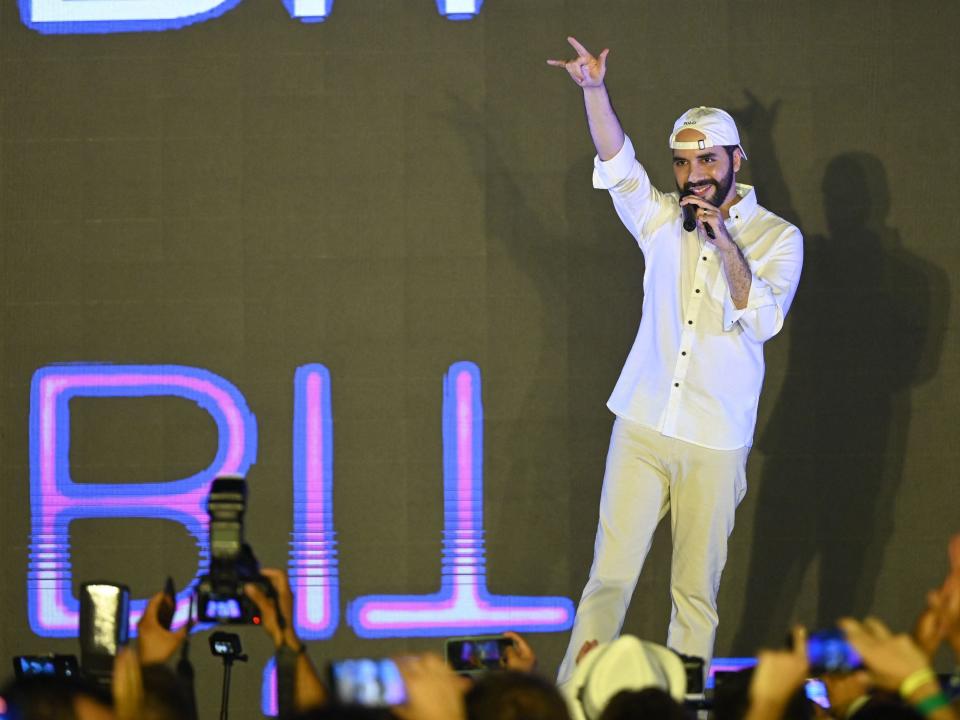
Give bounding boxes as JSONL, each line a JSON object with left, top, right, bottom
{"left": 556, "top": 417, "right": 748, "bottom": 686}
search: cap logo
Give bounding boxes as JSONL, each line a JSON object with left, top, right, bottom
{"left": 698, "top": 140, "right": 705, "bottom": 149}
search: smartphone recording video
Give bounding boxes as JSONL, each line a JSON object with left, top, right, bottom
{"left": 444, "top": 635, "right": 514, "bottom": 676}
{"left": 328, "top": 658, "right": 406, "bottom": 707}
{"left": 806, "top": 629, "right": 863, "bottom": 675}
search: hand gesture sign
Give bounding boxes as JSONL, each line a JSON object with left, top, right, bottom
{"left": 547, "top": 36, "right": 609, "bottom": 88}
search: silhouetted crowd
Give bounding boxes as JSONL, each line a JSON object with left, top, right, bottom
{"left": 4, "top": 534, "right": 960, "bottom": 720}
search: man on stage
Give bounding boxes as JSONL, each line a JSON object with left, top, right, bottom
{"left": 547, "top": 37, "right": 804, "bottom": 686}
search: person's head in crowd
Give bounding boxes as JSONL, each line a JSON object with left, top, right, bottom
{"left": 0, "top": 675, "right": 113, "bottom": 720}
{"left": 849, "top": 697, "right": 924, "bottom": 720}
{"left": 137, "top": 665, "right": 195, "bottom": 720}
{"left": 597, "top": 687, "right": 687, "bottom": 720}
{"left": 712, "top": 667, "right": 812, "bottom": 720}
{"left": 465, "top": 670, "right": 570, "bottom": 720}
{"left": 563, "top": 635, "right": 686, "bottom": 720}
{"left": 293, "top": 705, "right": 395, "bottom": 720}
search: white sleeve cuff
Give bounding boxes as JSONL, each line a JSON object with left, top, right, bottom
{"left": 723, "top": 275, "right": 782, "bottom": 334}
{"left": 592, "top": 135, "right": 636, "bottom": 189}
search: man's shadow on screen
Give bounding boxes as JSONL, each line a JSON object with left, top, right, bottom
{"left": 443, "top": 94, "right": 643, "bottom": 584}
{"left": 729, "top": 95, "right": 950, "bottom": 652}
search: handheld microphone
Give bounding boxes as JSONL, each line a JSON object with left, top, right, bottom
{"left": 680, "top": 191, "right": 698, "bottom": 233}
{"left": 679, "top": 190, "right": 716, "bottom": 240}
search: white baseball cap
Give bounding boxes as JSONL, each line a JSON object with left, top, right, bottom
{"left": 562, "top": 636, "right": 687, "bottom": 720}
{"left": 669, "top": 106, "right": 748, "bottom": 160}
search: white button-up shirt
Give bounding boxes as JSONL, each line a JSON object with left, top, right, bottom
{"left": 593, "top": 136, "right": 803, "bottom": 450}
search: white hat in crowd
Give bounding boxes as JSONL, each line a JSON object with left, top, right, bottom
{"left": 562, "top": 635, "right": 687, "bottom": 720}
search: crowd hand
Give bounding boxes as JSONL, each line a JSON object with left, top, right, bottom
{"left": 394, "top": 653, "right": 467, "bottom": 720}
{"left": 575, "top": 639, "right": 599, "bottom": 666}
{"left": 136, "top": 590, "right": 188, "bottom": 666}
{"left": 915, "top": 591, "right": 949, "bottom": 658}
{"left": 914, "top": 534, "right": 960, "bottom": 659}
{"left": 943, "top": 534, "right": 960, "bottom": 656}
{"left": 546, "top": 36, "right": 609, "bottom": 88}
{"left": 245, "top": 567, "right": 299, "bottom": 650}
{"left": 822, "top": 671, "right": 871, "bottom": 718}
{"left": 745, "top": 626, "right": 809, "bottom": 720}
{"left": 245, "top": 568, "right": 327, "bottom": 710}
{"left": 112, "top": 647, "right": 145, "bottom": 720}
{"left": 839, "top": 617, "right": 932, "bottom": 694}
{"left": 502, "top": 631, "right": 537, "bottom": 673}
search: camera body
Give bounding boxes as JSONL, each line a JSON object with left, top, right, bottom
{"left": 195, "top": 476, "right": 275, "bottom": 624}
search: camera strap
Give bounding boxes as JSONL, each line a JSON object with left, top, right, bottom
{"left": 275, "top": 645, "right": 297, "bottom": 718}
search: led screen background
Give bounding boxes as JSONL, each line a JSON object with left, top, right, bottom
{"left": 1, "top": 1, "right": 958, "bottom": 716}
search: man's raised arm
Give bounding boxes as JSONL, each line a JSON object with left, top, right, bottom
{"left": 547, "top": 36, "right": 625, "bottom": 161}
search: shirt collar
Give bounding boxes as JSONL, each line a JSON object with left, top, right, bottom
{"left": 726, "top": 184, "right": 758, "bottom": 225}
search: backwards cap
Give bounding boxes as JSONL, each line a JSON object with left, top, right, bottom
{"left": 669, "top": 106, "right": 747, "bottom": 160}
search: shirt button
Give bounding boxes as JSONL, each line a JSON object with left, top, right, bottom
{"left": 695, "top": 289, "right": 701, "bottom": 294}
{"left": 681, "top": 351, "right": 687, "bottom": 356}
{"left": 702, "top": 256, "right": 707, "bottom": 261}
{"left": 674, "top": 383, "right": 680, "bottom": 387}
{"left": 688, "top": 320, "right": 693, "bottom": 325}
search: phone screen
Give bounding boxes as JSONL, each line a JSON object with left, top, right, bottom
{"left": 807, "top": 630, "right": 862, "bottom": 674}
{"left": 13, "top": 655, "right": 79, "bottom": 680}
{"left": 329, "top": 658, "right": 406, "bottom": 707}
{"left": 805, "top": 678, "right": 830, "bottom": 709}
{"left": 445, "top": 636, "right": 513, "bottom": 674}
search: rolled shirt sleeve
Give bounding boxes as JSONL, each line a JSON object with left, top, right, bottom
{"left": 592, "top": 135, "right": 676, "bottom": 251}
{"left": 723, "top": 225, "right": 804, "bottom": 342}
{"left": 593, "top": 136, "right": 637, "bottom": 189}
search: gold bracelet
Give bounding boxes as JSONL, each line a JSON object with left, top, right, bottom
{"left": 900, "top": 668, "right": 938, "bottom": 699}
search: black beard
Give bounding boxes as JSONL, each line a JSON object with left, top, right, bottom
{"left": 679, "top": 161, "right": 735, "bottom": 208}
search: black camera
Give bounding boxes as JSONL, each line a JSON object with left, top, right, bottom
{"left": 195, "top": 476, "right": 275, "bottom": 624}
{"left": 676, "top": 652, "right": 705, "bottom": 696}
